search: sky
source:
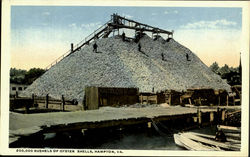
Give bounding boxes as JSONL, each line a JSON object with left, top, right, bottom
{"left": 11, "top": 6, "right": 242, "bottom": 70}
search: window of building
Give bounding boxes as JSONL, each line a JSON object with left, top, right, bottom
{"left": 12, "top": 87, "right": 16, "bottom": 91}
{"left": 18, "top": 87, "right": 23, "bottom": 91}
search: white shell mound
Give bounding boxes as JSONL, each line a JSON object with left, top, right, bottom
{"left": 22, "top": 35, "right": 231, "bottom": 103}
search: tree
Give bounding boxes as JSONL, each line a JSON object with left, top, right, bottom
{"left": 209, "top": 62, "right": 220, "bottom": 74}
{"left": 209, "top": 63, "right": 241, "bottom": 86}
{"left": 218, "top": 64, "right": 230, "bottom": 79}
{"left": 24, "top": 68, "right": 46, "bottom": 84}
{"left": 10, "top": 68, "right": 27, "bottom": 84}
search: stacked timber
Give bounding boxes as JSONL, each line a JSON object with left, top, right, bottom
{"left": 174, "top": 125, "right": 241, "bottom": 151}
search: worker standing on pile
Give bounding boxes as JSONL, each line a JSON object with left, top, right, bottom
{"left": 161, "top": 53, "right": 165, "bottom": 61}
{"left": 93, "top": 42, "right": 98, "bottom": 53}
{"left": 186, "top": 53, "right": 190, "bottom": 61}
{"left": 122, "top": 32, "right": 125, "bottom": 41}
{"left": 138, "top": 43, "right": 141, "bottom": 52}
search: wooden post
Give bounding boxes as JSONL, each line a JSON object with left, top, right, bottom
{"left": 233, "top": 96, "right": 235, "bottom": 106}
{"left": 188, "top": 98, "right": 192, "bottom": 105}
{"left": 147, "top": 122, "right": 152, "bottom": 128}
{"left": 218, "top": 95, "right": 221, "bottom": 106}
{"left": 226, "top": 95, "right": 229, "bottom": 106}
{"left": 210, "top": 112, "right": 214, "bottom": 124}
{"left": 155, "top": 95, "right": 158, "bottom": 104}
{"left": 221, "top": 109, "right": 226, "bottom": 122}
{"left": 197, "top": 108, "right": 202, "bottom": 127}
{"left": 25, "top": 104, "right": 29, "bottom": 114}
{"left": 45, "top": 94, "right": 49, "bottom": 109}
{"left": 15, "top": 91, "right": 18, "bottom": 98}
{"left": 140, "top": 94, "right": 143, "bottom": 104}
{"left": 169, "top": 94, "right": 171, "bottom": 106}
{"left": 32, "top": 94, "right": 35, "bottom": 105}
{"left": 61, "top": 95, "right": 65, "bottom": 111}
{"left": 240, "top": 93, "right": 242, "bottom": 105}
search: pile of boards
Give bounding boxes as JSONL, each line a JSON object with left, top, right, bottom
{"left": 174, "top": 125, "right": 241, "bottom": 151}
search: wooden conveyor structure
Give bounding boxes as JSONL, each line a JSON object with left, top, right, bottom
{"left": 45, "top": 13, "right": 173, "bottom": 70}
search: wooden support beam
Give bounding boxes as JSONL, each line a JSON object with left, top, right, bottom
{"left": 226, "top": 95, "right": 229, "bottom": 106}
{"left": 45, "top": 94, "right": 49, "bottom": 109}
{"left": 197, "top": 108, "right": 202, "bottom": 127}
{"left": 169, "top": 94, "right": 171, "bottom": 105}
{"left": 61, "top": 95, "right": 65, "bottom": 111}
{"left": 188, "top": 98, "right": 192, "bottom": 105}
{"left": 109, "top": 23, "right": 172, "bottom": 35}
{"left": 15, "top": 91, "right": 18, "bottom": 98}
{"left": 218, "top": 95, "right": 221, "bottom": 106}
{"left": 147, "top": 122, "right": 152, "bottom": 128}
{"left": 32, "top": 94, "right": 35, "bottom": 105}
{"left": 210, "top": 112, "right": 214, "bottom": 123}
{"left": 221, "top": 109, "right": 226, "bottom": 122}
{"left": 233, "top": 96, "right": 235, "bottom": 106}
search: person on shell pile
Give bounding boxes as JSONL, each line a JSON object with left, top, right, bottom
{"left": 93, "top": 42, "right": 98, "bottom": 53}
{"left": 138, "top": 43, "right": 141, "bottom": 52}
{"left": 161, "top": 53, "right": 165, "bottom": 61}
{"left": 122, "top": 32, "right": 125, "bottom": 41}
{"left": 186, "top": 53, "right": 191, "bottom": 61}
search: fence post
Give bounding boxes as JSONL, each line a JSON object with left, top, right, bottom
{"left": 218, "top": 92, "right": 221, "bottom": 106}
{"left": 221, "top": 108, "right": 226, "bottom": 123}
{"left": 32, "top": 93, "right": 35, "bottom": 107}
{"left": 169, "top": 94, "right": 171, "bottom": 106}
{"left": 210, "top": 112, "right": 214, "bottom": 125}
{"left": 226, "top": 95, "right": 229, "bottom": 106}
{"left": 15, "top": 91, "right": 18, "bottom": 98}
{"left": 45, "top": 94, "right": 49, "bottom": 109}
{"left": 32, "top": 93, "right": 34, "bottom": 101}
{"left": 197, "top": 108, "right": 202, "bottom": 127}
{"left": 61, "top": 95, "right": 65, "bottom": 111}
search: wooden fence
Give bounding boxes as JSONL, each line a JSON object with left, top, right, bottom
{"left": 10, "top": 94, "right": 77, "bottom": 113}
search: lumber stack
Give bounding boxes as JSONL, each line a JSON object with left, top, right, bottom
{"left": 174, "top": 125, "right": 241, "bottom": 151}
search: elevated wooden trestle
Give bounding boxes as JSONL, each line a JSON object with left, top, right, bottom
{"left": 45, "top": 13, "right": 173, "bottom": 70}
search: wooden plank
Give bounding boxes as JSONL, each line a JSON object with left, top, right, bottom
{"left": 61, "top": 95, "right": 65, "bottom": 111}
{"left": 189, "top": 132, "right": 215, "bottom": 139}
{"left": 183, "top": 132, "right": 240, "bottom": 151}
{"left": 45, "top": 94, "right": 49, "bottom": 109}
{"left": 226, "top": 138, "right": 241, "bottom": 144}
{"left": 190, "top": 132, "right": 241, "bottom": 144}
{"left": 217, "top": 125, "right": 241, "bottom": 133}
{"left": 174, "top": 133, "right": 220, "bottom": 151}
{"left": 224, "top": 133, "right": 241, "bottom": 140}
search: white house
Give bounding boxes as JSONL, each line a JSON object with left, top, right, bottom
{"left": 10, "top": 83, "right": 29, "bottom": 96}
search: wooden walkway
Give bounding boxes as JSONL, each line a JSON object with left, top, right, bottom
{"left": 9, "top": 106, "right": 240, "bottom": 144}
